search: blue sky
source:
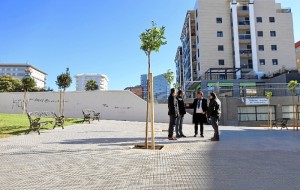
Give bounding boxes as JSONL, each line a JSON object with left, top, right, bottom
{"left": 0, "top": 0, "right": 299, "bottom": 91}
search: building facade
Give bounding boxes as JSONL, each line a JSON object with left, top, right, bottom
{"left": 175, "top": 46, "right": 184, "bottom": 90}
{"left": 176, "top": 0, "right": 296, "bottom": 98}
{"left": 124, "top": 85, "right": 143, "bottom": 99}
{"left": 140, "top": 74, "right": 170, "bottom": 101}
{"left": 0, "top": 63, "right": 47, "bottom": 89}
{"left": 75, "top": 74, "right": 109, "bottom": 91}
{"left": 296, "top": 41, "right": 300, "bottom": 71}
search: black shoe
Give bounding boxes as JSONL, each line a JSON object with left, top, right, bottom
{"left": 181, "top": 135, "right": 186, "bottom": 138}
{"left": 194, "top": 134, "right": 197, "bottom": 137}
{"left": 200, "top": 134, "right": 204, "bottom": 138}
{"left": 176, "top": 135, "right": 181, "bottom": 138}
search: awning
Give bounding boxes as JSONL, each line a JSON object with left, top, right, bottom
{"left": 240, "top": 82, "right": 256, "bottom": 87}
{"left": 207, "top": 82, "right": 234, "bottom": 87}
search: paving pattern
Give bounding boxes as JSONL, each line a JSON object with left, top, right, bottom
{"left": 1, "top": 120, "right": 300, "bottom": 190}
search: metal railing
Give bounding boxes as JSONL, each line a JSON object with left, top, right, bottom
{"left": 239, "top": 34, "right": 251, "bottom": 40}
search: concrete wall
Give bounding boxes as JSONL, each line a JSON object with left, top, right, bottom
{"left": 0, "top": 91, "right": 193, "bottom": 124}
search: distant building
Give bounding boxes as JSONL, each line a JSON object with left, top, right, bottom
{"left": 140, "top": 74, "right": 148, "bottom": 100}
{"left": 75, "top": 73, "right": 109, "bottom": 91}
{"left": 124, "top": 85, "right": 143, "bottom": 98}
{"left": 140, "top": 74, "right": 170, "bottom": 101}
{"left": 296, "top": 41, "right": 300, "bottom": 71}
{"left": 0, "top": 63, "right": 47, "bottom": 89}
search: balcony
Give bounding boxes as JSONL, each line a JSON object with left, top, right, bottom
{"left": 240, "top": 49, "right": 252, "bottom": 58}
{"left": 239, "top": 34, "right": 251, "bottom": 43}
{"left": 237, "top": 6, "right": 249, "bottom": 16}
{"left": 238, "top": 20, "right": 250, "bottom": 30}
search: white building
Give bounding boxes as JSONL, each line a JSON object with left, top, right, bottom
{"left": 75, "top": 73, "right": 109, "bottom": 91}
{"left": 0, "top": 63, "right": 47, "bottom": 89}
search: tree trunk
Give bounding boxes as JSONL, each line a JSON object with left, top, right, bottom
{"left": 59, "top": 90, "right": 62, "bottom": 117}
{"left": 145, "top": 53, "right": 151, "bottom": 149}
{"left": 62, "top": 88, "right": 66, "bottom": 116}
{"left": 149, "top": 73, "right": 155, "bottom": 150}
{"left": 293, "top": 95, "right": 296, "bottom": 131}
{"left": 23, "top": 90, "right": 27, "bottom": 114}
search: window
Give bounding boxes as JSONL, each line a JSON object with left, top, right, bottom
{"left": 269, "top": 17, "right": 275, "bottom": 23}
{"left": 197, "top": 22, "right": 198, "bottom": 31}
{"left": 216, "top": 18, "right": 222, "bottom": 23}
{"left": 257, "top": 31, "right": 263, "bottom": 37}
{"left": 196, "top": 9, "right": 198, "bottom": 17}
{"left": 197, "top": 48, "right": 200, "bottom": 58}
{"left": 256, "top": 17, "right": 262, "bottom": 23}
{"left": 217, "top": 31, "right": 223, "bottom": 37}
{"left": 218, "top": 59, "right": 225, "bottom": 65}
{"left": 282, "top": 106, "right": 300, "bottom": 119}
{"left": 258, "top": 45, "right": 264, "bottom": 51}
{"left": 270, "top": 31, "right": 276, "bottom": 37}
{"left": 259, "top": 59, "right": 265, "bottom": 65}
{"left": 197, "top": 36, "right": 199, "bottom": 44}
{"left": 271, "top": 45, "right": 277, "bottom": 51}
{"left": 238, "top": 106, "right": 275, "bottom": 121}
{"left": 272, "top": 59, "right": 278, "bottom": 65}
{"left": 218, "top": 45, "right": 224, "bottom": 51}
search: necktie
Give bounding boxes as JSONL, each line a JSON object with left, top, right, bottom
{"left": 197, "top": 100, "right": 201, "bottom": 109}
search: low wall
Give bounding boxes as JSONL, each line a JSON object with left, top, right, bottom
{"left": 0, "top": 91, "right": 193, "bottom": 124}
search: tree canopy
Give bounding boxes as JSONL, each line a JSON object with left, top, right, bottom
{"left": 85, "top": 80, "right": 99, "bottom": 91}
{"left": 0, "top": 75, "right": 23, "bottom": 92}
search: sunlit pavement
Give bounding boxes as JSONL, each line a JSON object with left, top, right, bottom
{"left": 1, "top": 120, "right": 300, "bottom": 190}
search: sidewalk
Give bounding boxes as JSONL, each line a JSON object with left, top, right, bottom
{"left": 1, "top": 120, "right": 300, "bottom": 190}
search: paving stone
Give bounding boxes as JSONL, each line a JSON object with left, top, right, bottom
{"left": 1, "top": 120, "right": 300, "bottom": 189}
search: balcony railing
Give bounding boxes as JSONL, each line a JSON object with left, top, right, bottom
{"left": 239, "top": 34, "right": 251, "bottom": 40}
{"left": 238, "top": 20, "right": 250, "bottom": 25}
{"left": 240, "top": 49, "right": 252, "bottom": 55}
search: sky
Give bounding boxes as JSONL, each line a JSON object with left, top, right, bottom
{"left": 0, "top": 0, "right": 299, "bottom": 91}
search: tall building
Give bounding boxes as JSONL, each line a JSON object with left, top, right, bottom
{"left": 296, "top": 41, "right": 300, "bottom": 71}
{"left": 140, "top": 74, "right": 148, "bottom": 100}
{"left": 124, "top": 85, "right": 143, "bottom": 99}
{"left": 140, "top": 74, "right": 170, "bottom": 101}
{"left": 75, "top": 73, "right": 109, "bottom": 91}
{"left": 176, "top": 0, "right": 296, "bottom": 97}
{"left": 0, "top": 63, "right": 47, "bottom": 89}
{"left": 175, "top": 46, "right": 184, "bottom": 89}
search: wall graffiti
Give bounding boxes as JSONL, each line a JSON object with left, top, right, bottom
{"left": 11, "top": 98, "right": 69, "bottom": 110}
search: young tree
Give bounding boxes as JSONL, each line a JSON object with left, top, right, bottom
{"left": 287, "top": 80, "right": 299, "bottom": 131}
{"left": 265, "top": 91, "right": 273, "bottom": 128}
{"left": 85, "top": 80, "right": 99, "bottom": 91}
{"left": 21, "top": 77, "right": 36, "bottom": 113}
{"left": 140, "top": 21, "right": 167, "bottom": 149}
{"left": 163, "top": 69, "right": 174, "bottom": 87}
{"left": 174, "top": 83, "right": 180, "bottom": 90}
{"left": 56, "top": 68, "right": 72, "bottom": 116}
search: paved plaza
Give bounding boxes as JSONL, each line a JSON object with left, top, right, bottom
{"left": 1, "top": 120, "right": 300, "bottom": 190}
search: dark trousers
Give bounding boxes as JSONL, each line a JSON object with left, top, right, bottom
{"left": 194, "top": 122, "right": 204, "bottom": 135}
{"left": 194, "top": 113, "right": 205, "bottom": 135}
{"left": 211, "top": 116, "right": 219, "bottom": 138}
{"left": 168, "top": 114, "right": 176, "bottom": 138}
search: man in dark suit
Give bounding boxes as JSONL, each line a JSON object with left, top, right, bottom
{"left": 168, "top": 88, "right": 178, "bottom": 140}
{"left": 191, "top": 91, "right": 208, "bottom": 137}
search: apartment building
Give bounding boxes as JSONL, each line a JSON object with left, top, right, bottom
{"left": 296, "top": 41, "right": 300, "bottom": 71}
{"left": 177, "top": 0, "right": 296, "bottom": 97}
{"left": 0, "top": 63, "right": 47, "bottom": 89}
{"left": 75, "top": 73, "right": 109, "bottom": 91}
{"left": 175, "top": 46, "right": 184, "bottom": 90}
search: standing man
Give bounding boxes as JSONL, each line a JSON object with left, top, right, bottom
{"left": 168, "top": 88, "right": 178, "bottom": 140}
{"left": 176, "top": 90, "right": 187, "bottom": 138}
{"left": 207, "top": 92, "right": 221, "bottom": 141}
{"left": 191, "top": 91, "right": 208, "bottom": 137}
